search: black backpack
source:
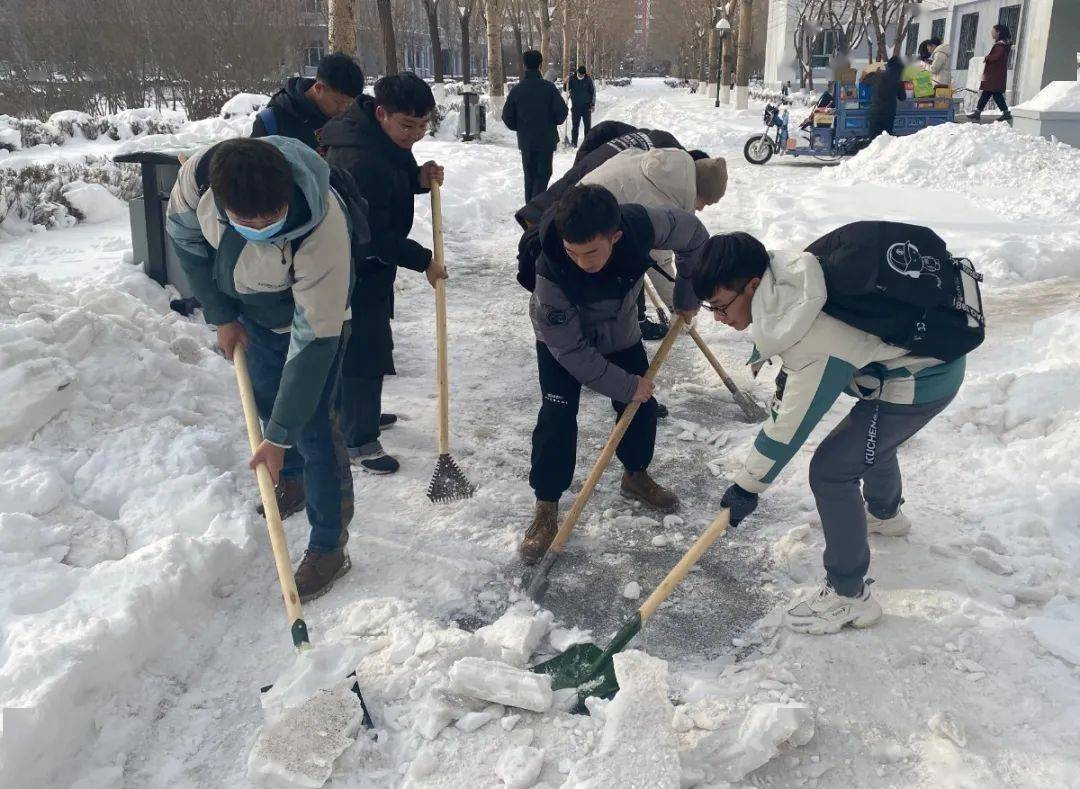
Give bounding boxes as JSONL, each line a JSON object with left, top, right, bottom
{"left": 805, "top": 221, "right": 984, "bottom": 362}
{"left": 193, "top": 142, "right": 370, "bottom": 259}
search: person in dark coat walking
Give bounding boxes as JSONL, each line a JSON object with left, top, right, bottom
{"left": 248, "top": 52, "right": 364, "bottom": 520}
{"left": 252, "top": 53, "right": 365, "bottom": 151}
{"left": 867, "top": 56, "right": 906, "bottom": 140}
{"left": 566, "top": 65, "right": 596, "bottom": 146}
{"left": 322, "top": 73, "right": 447, "bottom": 474}
{"left": 502, "top": 50, "right": 569, "bottom": 202}
{"left": 968, "top": 24, "right": 1013, "bottom": 122}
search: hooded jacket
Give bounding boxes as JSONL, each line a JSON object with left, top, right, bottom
{"left": 530, "top": 205, "right": 707, "bottom": 402}
{"left": 166, "top": 135, "right": 352, "bottom": 445}
{"left": 580, "top": 148, "right": 697, "bottom": 212}
{"left": 515, "top": 127, "right": 687, "bottom": 229}
{"left": 929, "top": 43, "right": 952, "bottom": 87}
{"left": 733, "top": 251, "right": 966, "bottom": 494}
{"left": 252, "top": 77, "right": 330, "bottom": 151}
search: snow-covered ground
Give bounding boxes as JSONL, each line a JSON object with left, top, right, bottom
{"left": 2, "top": 79, "right": 1079, "bottom": 788}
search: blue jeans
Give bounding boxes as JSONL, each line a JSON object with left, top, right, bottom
{"left": 241, "top": 318, "right": 353, "bottom": 553}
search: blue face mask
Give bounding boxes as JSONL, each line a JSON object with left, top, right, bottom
{"left": 229, "top": 210, "right": 287, "bottom": 243}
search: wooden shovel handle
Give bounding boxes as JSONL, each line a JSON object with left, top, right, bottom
{"left": 639, "top": 508, "right": 731, "bottom": 622}
{"left": 549, "top": 316, "right": 686, "bottom": 553}
{"left": 233, "top": 346, "right": 305, "bottom": 631}
{"left": 431, "top": 182, "right": 450, "bottom": 455}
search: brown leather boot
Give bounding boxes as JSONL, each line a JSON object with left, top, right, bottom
{"left": 256, "top": 476, "right": 305, "bottom": 520}
{"left": 519, "top": 501, "right": 558, "bottom": 565}
{"left": 294, "top": 548, "right": 351, "bottom": 602}
{"left": 621, "top": 470, "right": 679, "bottom": 513}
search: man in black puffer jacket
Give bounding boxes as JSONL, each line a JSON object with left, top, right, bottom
{"left": 322, "top": 73, "right": 448, "bottom": 476}
{"left": 565, "top": 65, "right": 596, "bottom": 146}
{"left": 503, "top": 50, "right": 569, "bottom": 201}
{"left": 867, "top": 56, "right": 907, "bottom": 140}
{"left": 253, "top": 53, "right": 365, "bottom": 151}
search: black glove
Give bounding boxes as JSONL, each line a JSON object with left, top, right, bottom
{"left": 721, "top": 483, "right": 759, "bottom": 527}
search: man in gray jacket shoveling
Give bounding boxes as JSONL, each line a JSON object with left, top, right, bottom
{"left": 520, "top": 184, "right": 709, "bottom": 562}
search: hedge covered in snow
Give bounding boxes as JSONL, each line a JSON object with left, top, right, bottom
{"left": 0, "top": 109, "right": 185, "bottom": 152}
{"left": 0, "top": 156, "right": 140, "bottom": 234}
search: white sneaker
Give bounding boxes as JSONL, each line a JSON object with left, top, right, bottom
{"left": 866, "top": 507, "right": 911, "bottom": 537}
{"left": 783, "top": 580, "right": 883, "bottom": 635}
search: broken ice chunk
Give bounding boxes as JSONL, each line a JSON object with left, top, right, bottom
{"left": 495, "top": 745, "right": 544, "bottom": 789}
{"left": 449, "top": 657, "right": 553, "bottom": 712}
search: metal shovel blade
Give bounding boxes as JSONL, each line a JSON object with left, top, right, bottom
{"left": 531, "top": 642, "right": 620, "bottom": 713}
{"left": 427, "top": 453, "right": 476, "bottom": 503}
{"left": 524, "top": 549, "right": 559, "bottom": 603}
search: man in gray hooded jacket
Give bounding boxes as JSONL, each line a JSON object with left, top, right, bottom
{"left": 520, "top": 184, "right": 709, "bottom": 563}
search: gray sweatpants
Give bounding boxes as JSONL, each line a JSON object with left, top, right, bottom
{"left": 808, "top": 394, "right": 955, "bottom": 596}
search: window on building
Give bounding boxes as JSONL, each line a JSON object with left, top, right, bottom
{"left": 998, "top": 4, "right": 1021, "bottom": 67}
{"left": 304, "top": 42, "right": 325, "bottom": 69}
{"left": 811, "top": 29, "right": 838, "bottom": 69}
{"left": 956, "top": 12, "right": 980, "bottom": 70}
{"left": 905, "top": 21, "right": 920, "bottom": 57}
{"left": 931, "top": 18, "right": 946, "bottom": 43}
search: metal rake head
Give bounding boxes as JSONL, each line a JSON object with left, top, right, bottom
{"left": 427, "top": 453, "right": 476, "bottom": 503}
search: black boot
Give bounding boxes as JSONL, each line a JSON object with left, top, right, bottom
{"left": 640, "top": 318, "right": 668, "bottom": 341}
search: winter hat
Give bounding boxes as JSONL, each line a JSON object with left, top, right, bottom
{"left": 694, "top": 157, "right": 728, "bottom": 204}
{"left": 692, "top": 232, "right": 769, "bottom": 300}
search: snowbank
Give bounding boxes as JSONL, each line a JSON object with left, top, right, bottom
{"left": 822, "top": 123, "right": 1080, "bottom": 226}
{"left": 221, "top": 92, "right": 270, "bottom": 119}
{"left": 1, "top": 108, "right": 184, "bottom": 151}
{"left": 0, "top": 266, "right": 256, "bottom": 787}
{"left": 1014, "top": 81, "right": 1080, "bottom": 113}
{"left": 114, "top": 115, "right": 251, "bottom": 156}
{"left": 61, "top": 180, "right": 128, "bottom": 223}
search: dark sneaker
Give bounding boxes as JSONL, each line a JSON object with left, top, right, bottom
{"left": 349, "top": 440, "right": 401, "bottom": 475}
{"left": 966, "top": 111, "right": 981, "bottom": 121}
{"left": 995, "top": 113, "right": 1012, "bottom": 123}
{"left": 379, "top": 413, "right": 398, "bottom": 430}
{"left": 621, "top": 470, "right": 679, "bottom": 513}
{"left": 256, "top": 476, "right": 305, "bottom": 520}
{"left": 519, "top": 501, "right": 558, "bottom": 565}
{"left": 656, "top": 402, "right": 669, "bottom": 419}
{"left": 640, "top": 318, "right": 668, "bottom": 341}
{"left": 294, "top": 548, "right": 351, "bottom": 602}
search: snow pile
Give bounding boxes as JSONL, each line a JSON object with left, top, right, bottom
{"left": 1014, "top": 80, "right": 1080, "bottom": 113}
{"left": 0, "top": 155, "right": 140, "bottom": 235}
{"left": 221, "top": 92, "right": 270, "bottom": 119}
{"left": 0, "top": 108, "right": 184, "bottom": 151}
{"left": 822, "top": 122, "right": 1080, "bottom": 225}
{"left": 114, "top": 114, "right": 251, "bottom": 156}
{"left": 0, "top": 266, "right": 256, "bottom": 788}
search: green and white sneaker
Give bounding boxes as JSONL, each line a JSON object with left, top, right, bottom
{"left": 783, "top": 580, "right": 882, "bottom": 635}
{"left": 867, "top": 507, "right": 912, "bottom": 537}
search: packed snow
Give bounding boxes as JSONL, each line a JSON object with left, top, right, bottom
{"left": 1, "top": 79, "right": 1080, "bottom": 788}
{"left": 1014, "top": 80, "right": 1080, "bottom": 114}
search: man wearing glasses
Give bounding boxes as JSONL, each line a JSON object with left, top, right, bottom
{"left": 685, "top": 232, "right": 965, "bottom": 635}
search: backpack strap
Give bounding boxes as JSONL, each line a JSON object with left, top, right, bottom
{"left": 257, "top": 106, "right": 279, "bottom": 137}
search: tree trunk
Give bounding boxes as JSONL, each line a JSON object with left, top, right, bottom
{"left": 706, "top": 26, "right": 718, "bottom": 96}
{"left": 734, "top": 0, "right": 752, "bottom": 109}
{"left": 376, "top": 0, "right": 398, "bottom": 75}
{"left": 460, "top": 7, "right": 473, "bottom": 83}
{"left": 485, "top": 0, "right": 506, "bottom": 98}
{"left": 538, "top": 1, "right": 551, "bottom": 63}
{"left": 561, "top": 0, "right": 571, "bottom": 82}
{"left": 328, "top": 0, "right": 357, "bottom": 56}
{"left": 421, "top": 0, "right": 444, "bottom": 82}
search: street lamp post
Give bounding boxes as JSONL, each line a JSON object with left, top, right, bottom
{"left": 714, "top": 17, "right": 730, "bottom": 108}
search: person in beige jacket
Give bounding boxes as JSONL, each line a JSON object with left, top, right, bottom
{"left": 927, "top": 38, "right": 952, "bottom": 87}
{"left": 580, "top": 147, "right": 727, "bottom": 330}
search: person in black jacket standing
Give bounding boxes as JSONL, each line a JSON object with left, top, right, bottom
{"left": 503, "top": 50, "right": 569, "bottom": 202}
{"left": 867, "top": 56, "right": 906, "bottom": 140}
{"left": 322, "top": 74, "right": 447, "bottom": 475}
{"left": 252, "top": 53, "right": 365, "bottom": 151}
{"left": 566, "top": 65, "right": 596, "bottom": 146}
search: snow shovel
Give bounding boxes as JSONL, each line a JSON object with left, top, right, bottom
{"left": 525, "top": 316, "right": 685, "bottom": 603}
{"left": 532, "top": 508, "right": 731, "bottom": 712}
{"left": 643, "top": 279, "right": 767, "bottom": 423}
{"left": 233, "top": 346, "right": 374, "bottom": 728}
{"left": 426, "top": 181, "right": 476, "bottom": 503}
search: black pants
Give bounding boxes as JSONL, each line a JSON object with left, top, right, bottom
{"left": 530, "top": 341, "right": 657, "bottom": 502}
{"left": 976, "top": 91, "right": 1009, "bottom": 114}
{"left": 571, "top": 107, "right": 592, "bottom": 145}
{"left": 868, "top": 112, "right": 896, "bottom": 140}
{"left": 521, "top": 149, "right": 554, "bottom": 202}
{"left": 339, "top": 374, "right": 383, "bottom": 450}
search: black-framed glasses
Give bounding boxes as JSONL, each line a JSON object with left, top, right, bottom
{"left": 701, "top": 288, "right": 744, "bottom": 318}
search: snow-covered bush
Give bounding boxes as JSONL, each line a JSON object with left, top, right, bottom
{"left": 0, "top": 157, "right": 140, "bottom": 234}
{"left": 0, "top": 110, "right": 184, "bottom": 150}
{"left": 220, "top": 93, "right": 269, "bottom": 119}
{"left": 608, "top": 77, "right": 632, "bottom": 87}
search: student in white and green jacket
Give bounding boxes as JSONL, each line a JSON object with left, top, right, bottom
{"left": 681, "top": 233, "right": 964, "bottom": 635}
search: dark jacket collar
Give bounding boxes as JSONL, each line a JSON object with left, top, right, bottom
{"left": 319, "top": 95, "right": 414, "bottom": 165}
{"left": 270, "top": 77, "right": 328, "bottom": 128}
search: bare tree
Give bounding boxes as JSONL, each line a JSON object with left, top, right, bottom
{"left": 419, "top": 0, "right": 445, "bottom": 81}
{"left": 456, "top": 0, "right": 478, "bottom": 83}
{"left": 376, "top": 0, "right": 400, "bottom": 75}
{"left": 485, "top": 0, "right": 507, "bottom": 99}
{"left": 328, "top": 0, "right": 357, "bottom": 55}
